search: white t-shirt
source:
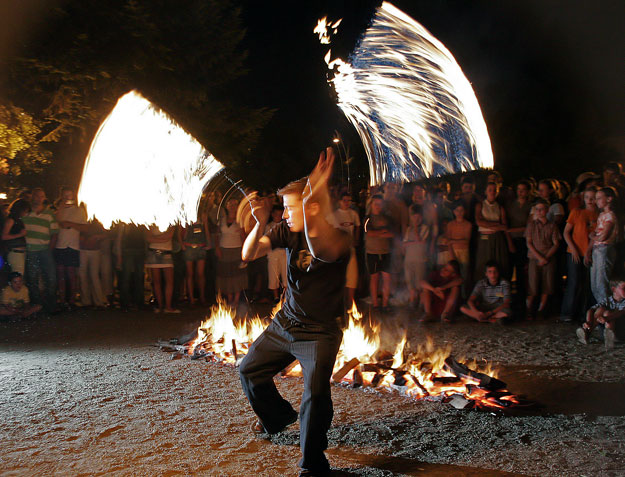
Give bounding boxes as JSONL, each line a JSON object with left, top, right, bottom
{"left": 56, "top": 206, "right": 87, "bottom": 250}
{"left": 220, "top": 218, "right": 243, "bottom": 248}
{"left": 333, "top": 208, "right": 360, "bottom": 236}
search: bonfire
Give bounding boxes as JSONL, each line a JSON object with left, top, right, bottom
{"left": 157, "top": 300, "right": 520, "bottom": 411}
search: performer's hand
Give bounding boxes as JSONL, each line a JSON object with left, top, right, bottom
{"left": 249, "top": 194, "right": 270, "bottom": 225}
{"left": 303, "top": 147, "right": 335, "bottom": 203}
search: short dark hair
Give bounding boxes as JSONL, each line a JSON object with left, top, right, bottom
{"left": 461, "top": 176, "right": 475, "bottom": 185}
{"left": 371, "top": 194, "right": 384, "bottom": 201}
{"left": 447, "top": 260, "right": 461, "bottom": 276}
{"left": 485, "top": 260, "right": 500, "bottom": 272}
{"left": 8, "top": 271, "right": 22, "bottom": 282}
{"left": 603, "top": 161, "right": 622, "bottom": 174}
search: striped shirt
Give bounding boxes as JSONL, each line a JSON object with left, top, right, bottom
{"left": 23, "top": 208, "right": 59, "bottom": 252}
{"left": 471, "top": 278, "right": 510, "bottom": 306}
{"left": 592, "top": 295, "right": 625, "bottom": 311}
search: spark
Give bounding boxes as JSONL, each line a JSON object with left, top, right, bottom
{"left": 78, "top": 91, "right": 224, "bottom": 230}
{"left": 319, "top": 2, "right": 493, "bottom": 185}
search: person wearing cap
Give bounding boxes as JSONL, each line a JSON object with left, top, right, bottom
{"left": 568, "top": 172, "right": 600, "bottom": 211}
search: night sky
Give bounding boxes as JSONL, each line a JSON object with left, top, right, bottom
{"left": 1, "top": 0, "right": 623, "bottom": 190}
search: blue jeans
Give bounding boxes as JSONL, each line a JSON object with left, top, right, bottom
{"left": 25, "top": 249, "right": 57, "bottom": 312}
{"left": 239, "top": 316, "right": 341, "bottom": 472}
{"left": 591, "top": 244, "right": 615, "bottom": 304}
{"left": 561, "top": 253, "right": 590, "bottom": 320}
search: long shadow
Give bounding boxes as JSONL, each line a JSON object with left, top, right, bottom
{"left": 499, "top": 366, "right": 625, "bottom": 416}
{"left": 327, "top": 449, "right": 524, "bottom": 476}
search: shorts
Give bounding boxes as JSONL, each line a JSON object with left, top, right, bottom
{"left": 528, "top": 258, "right": 556, "bottom": 295}
{"left": 404, "top": 260, "right": 427, "bottom": 290}
{"left": 183, "top": 246, "right": 206, "bottom": 262}
{"left": 54, "top": 247, "right": 80, "bottom": 267}
{"left": 145, "top": 249, "right": 174, "bottom": 268}
{"left": 366, "top": 253, "right": 391, "bottom": 275}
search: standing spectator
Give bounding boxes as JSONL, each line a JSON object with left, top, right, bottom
{"left": 459, "top": 176, "right": 480, "bottom": 224}
{"left": 506, "top": 180, "right": 532, "bottom": 306}
{"left": 2, "top": 199, "right": 30, "bottom": 275}
{"left": 602, "top": 162, "right": 622, "bottom": 188}
{"left": 145, "top": 225, "right": 179, "bottom": 313}
{"left": 79, "top": 220, "right": 108, "bottom": 309}
{"left": 560, "top": 187, "right": 598, "bottom": 322}
{"left": 444, "top": 201, "right": 472, "bottom": 293}
{"left": 536, "top": 179, "right": 565, "bottom": 226}
{"left": 334, "top": 192, "right": 360, "bottom": 303}
{"left": 22, "top": 188, "right": 58, "bottom": 313}
{"left": 203, "top": 192, "right": 219, "bottom": 304}
{"left": 365, "top": 195, "right": 394, "bottom": 310}
{"left": 586, "top": 187, "right": 619, "bottom": 304}
{"left": 411, "top": 184, "right": 438, "bottom": 254}
{"left": 474, "top": 182, "right": 510, "bottom": 282}
{"left": 525, "top": 199, "right": 561, "bottom": 319}
{"left": 487, "top": 170, "right": 514, "bottom": 206}
{"left": 182, "top": 212, "right": 210, "bottom": 306}
{"left": 215, "top": 198, "right": 247, "bottom": 306}
{"left": 99, "top": 231, "right": 115, "bottom": 305}
{"left": 568, "top": 172, "right": 600, "bottom": 211}
{"left": 115, "top": 223, "right": 146, "bottom": 311}
{"left": 403, "top": 205, "right": 429, "bottom": 307}
{"left": 54, "top": 188, "right": 86, "bottom": 310}
{"left": 265, "top": 205, "right": 287, "bottom": 304}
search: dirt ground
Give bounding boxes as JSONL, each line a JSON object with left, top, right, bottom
{"left": 1, "top": 304, "right": 625, "bottom": 477}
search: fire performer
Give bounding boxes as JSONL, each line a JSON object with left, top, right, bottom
{"left": 239, "top": 147, "right": 351, "bottom": 476}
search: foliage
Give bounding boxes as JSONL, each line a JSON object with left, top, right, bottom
{"left": 2, "top": 0, "right": 271, "bottom": 186}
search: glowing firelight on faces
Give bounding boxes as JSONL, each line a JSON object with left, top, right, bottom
{"left": 316, "top": 3, "right": 494, "bottom": 185}
{"left": 78, "top": 90, "right": 224, "bottom": 230}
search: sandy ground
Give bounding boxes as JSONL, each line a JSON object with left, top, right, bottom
{"left": 1, "top": 304, "right": 625, "bottom": 477}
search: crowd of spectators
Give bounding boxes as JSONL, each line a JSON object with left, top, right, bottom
{"left": 1, "top": 161, "right": 624, "bottom": 350}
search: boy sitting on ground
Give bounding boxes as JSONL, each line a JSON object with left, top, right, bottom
{"left": 0, "top": 272, "right": 42, "bottom": 319}
{"left": 461, "top": 260, "right": 512, "bottom": 323}
{"left": 419, "top": 260, "right": 462, "bottom": 323}
{"left": 577, "top": 278, "right": 625, "bottom": 351}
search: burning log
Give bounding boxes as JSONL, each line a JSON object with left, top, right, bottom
{"left": 332, "top": 358, "right": 361, "bottom": 383}
{"left": 352, "top": 368, "right": 363, "bottom": 388}
{"left": 444, "top": 357, "right": 506, "bottom": 391}
{"left": 406, "top": 374, "right": 429, "bottom": 396}
{"left": 231, "top": 339, "right": 238, "bottom": 361}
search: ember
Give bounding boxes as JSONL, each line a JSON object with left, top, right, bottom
{"left": 158, "top": 301, "right": 520, "bottom": 410}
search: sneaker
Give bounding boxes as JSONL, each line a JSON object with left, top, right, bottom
{"left": 604, "top": 328, "right": 616, "bottom": 351}
{"left": 576, "top": 327, "right": 589, "bottom": 345}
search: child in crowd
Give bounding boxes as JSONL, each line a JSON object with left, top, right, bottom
{"left": 460, "top": 261, "right": 511, "bottom": 323}
{"left": 525, "top": 198, "right": 561, "bottom": 319}
{"left": 443, "top": 201, "right": 472, "bottom": 293}
{"left": 561, "top": 187, "right": 598, "bottom": 322}
{"left": 419, "top": 260, "right": 462, "bottom": 323}
{"left": 403, "top": 205, "right": 429, "bottom": 307}
{"left": 0, "top": 272, "right": 42, "bottom": 319}
{"left": 365, "top": 194, "right": 395, "bottom": 310}
{"left": 586, "top": 187, "right": 619, "bottom": 304}
{"left": 577, "top": 278, "right": 625, "bottom": 351}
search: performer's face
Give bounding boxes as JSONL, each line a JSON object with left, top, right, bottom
{"left": 282, "top": 193, "right": 304, "bottom": 232}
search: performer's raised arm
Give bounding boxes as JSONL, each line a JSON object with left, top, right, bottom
{"left": 302, "top": 147, "right": 352, "bottom": 262}
{"left": 241, "top": 196, "right": 272, "bottom": 261}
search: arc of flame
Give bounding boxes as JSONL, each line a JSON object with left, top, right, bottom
{"left": 317, "top": 2, "right": 493, "bottom": 185}
{"left": 78, "top": 90, "right": 224, "bottom": 230}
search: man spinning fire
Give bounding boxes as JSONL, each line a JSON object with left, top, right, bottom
{"left": 240, "top": 147, "right": 351, "bottom": 476}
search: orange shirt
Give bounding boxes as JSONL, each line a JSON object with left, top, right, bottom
{"left": 566, "top": 208, "right": 598, "bottom": 255}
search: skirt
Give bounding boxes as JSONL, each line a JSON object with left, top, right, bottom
{"left": 216, "top": 247, "right": 248, "bottom": 294}
{"left": 473, "top": 232, "right": 510, "bottom": 282}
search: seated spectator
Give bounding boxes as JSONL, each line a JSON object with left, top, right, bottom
{"left": 460, "top": 261, "right": 511, "bottom": 323}
{"left": 0, "top": 272, "right": 42, "bottom": 319}
{"left": 419, "top": 260, "right": 462, "bottom": 323}
{"left": 577, "top": 278, "right": 625, "bottom": 351}
{"left": 403, "top": 204, "right": 429, "bottom": 307}
{"left": 525, "top": 199, "right": 561, "bottom": 319}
